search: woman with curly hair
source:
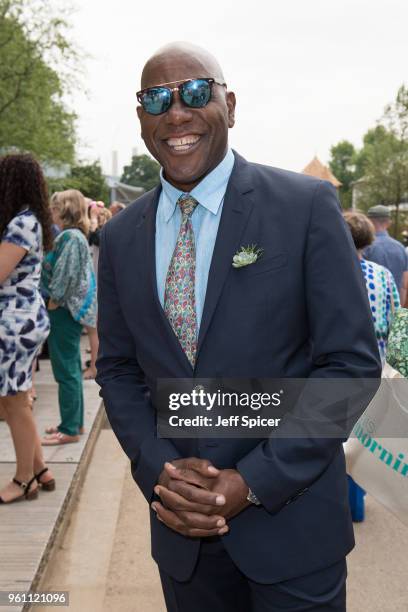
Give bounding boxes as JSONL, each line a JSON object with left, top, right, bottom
{"left": 0, "top": 153, "right": 56, "bottom": 504}
{"left": 41, "top": 189, "right": 97, "bottom": 445}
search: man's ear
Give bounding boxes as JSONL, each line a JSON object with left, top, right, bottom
{"left": 226, "top": 91, "right": 236, "bottom": 128}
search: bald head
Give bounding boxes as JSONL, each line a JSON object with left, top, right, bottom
{"left": 140, "top": 42, "right": 225, "bottom": 89}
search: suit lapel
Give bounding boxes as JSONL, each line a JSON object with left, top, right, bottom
{"left": 196, "top": 154, "right": 255, "bottom": 357}
{"left": 142, "top": 185, "right": 162, "bottom": 314}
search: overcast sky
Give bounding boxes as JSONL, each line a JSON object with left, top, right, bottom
{"left": 69, "top": 0, "right": 407, "bottom": 177}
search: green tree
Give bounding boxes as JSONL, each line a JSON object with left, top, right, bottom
{"left": 351, "top": 126, "right": 385, "bottom": 181}
{"left": 358, "top": 86, "right": 408, "bottom": 234}
{"left": 121, "top": 154, "right": 160, "bottom": 191}
{"left": 48, "top": 161, "right": 109, "bottom": 203}
{"left": 328, "top": 140, "right": 360, "bottom": 209}
{"left": 0, "top": 0, "right": 81, "bottom": 164}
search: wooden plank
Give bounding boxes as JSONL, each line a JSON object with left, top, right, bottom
{"left": 0, "top": 465, "right": 76, "bottom": 596}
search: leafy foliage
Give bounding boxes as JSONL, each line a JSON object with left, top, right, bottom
{"left": 47, "top": 161, "right": 109, "bottom": 203}
{"left": 0, "top": 0, "right": 81, "bottom": 164}
{"left": 121, "top": 154, "right": 160, "bottom": 191}
{"left": 360, "top": 88, "right": 408, "bottom": 205}
{"left": 329, "top": 140, "right": 361, "bottom": 209}
{"left": 329, "top": 85, "right": 408, "bottom": 234}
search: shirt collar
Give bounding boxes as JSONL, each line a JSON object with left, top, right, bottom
{"left": 160, "top": 148, "right": 235, "bottom": 222}
{"left": 376, "top": 230, "right": 388, "bottom": 237}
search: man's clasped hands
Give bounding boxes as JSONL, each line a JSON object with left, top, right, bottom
{"left": 152, "top": 458, "right": 251, "bottom": 537}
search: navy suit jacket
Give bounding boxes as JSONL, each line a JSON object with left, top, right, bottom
{"left": 96, "top": 152, "right": 381, "bottom": 583}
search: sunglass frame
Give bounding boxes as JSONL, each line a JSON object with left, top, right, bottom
{"left": 136, "top": 77, "right": 226, "bottom": 115}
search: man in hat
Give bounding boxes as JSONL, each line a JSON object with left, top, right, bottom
{"left": 364, "top": 204, "right": 408, "bottom": 305}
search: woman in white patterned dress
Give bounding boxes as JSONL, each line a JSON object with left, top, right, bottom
{"left": 0, "top": 154, "right": 56, "bottom": 504}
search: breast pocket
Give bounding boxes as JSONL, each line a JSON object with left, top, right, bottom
{"left": 241, "top": 252, "right": 288, "bottom": 277}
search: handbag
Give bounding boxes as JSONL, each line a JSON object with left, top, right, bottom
{"left": 344, "top": 363, "right": 408, "bottom": 526}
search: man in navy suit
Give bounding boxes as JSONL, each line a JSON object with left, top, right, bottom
{"left": 96, "top": 42, "right": 381, "bottom": 611}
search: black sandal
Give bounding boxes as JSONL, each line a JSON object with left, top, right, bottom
{"left": 0, "top": 475, "right": 38, "bottom": 504}
{"left": 35, "top": 467, "right": 56, "bottom": 491}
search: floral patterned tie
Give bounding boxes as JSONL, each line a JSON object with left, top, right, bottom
{"left": 164, "top": 194, "right": 198, "bottom": 366}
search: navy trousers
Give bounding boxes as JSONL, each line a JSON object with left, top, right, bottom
{"left": 159, "top": 539, "right": 346, "bottom": 612}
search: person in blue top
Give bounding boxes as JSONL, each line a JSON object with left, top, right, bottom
{"left": 0, "top": 154, "right": 56, "bottom": 504}
{"left": 41, "top": 189, "right": 97, "bottom": 446}
{"left": 364, "top": 204, "right": 408, "bottom": 306}
{"left": 344, "top": 210, "right": 400, "bottom": 522}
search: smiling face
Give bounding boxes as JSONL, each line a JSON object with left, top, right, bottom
{"left": 137, "top": 46, "right": 236, "bottom": 192}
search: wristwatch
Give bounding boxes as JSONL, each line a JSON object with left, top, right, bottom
{"left": 246, "top": 488, "right": 261, "bottom": 506}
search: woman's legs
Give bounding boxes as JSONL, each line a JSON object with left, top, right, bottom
{"left": 33, "top": 431, "right": 54, "bottom": 484}
{"left": 2, "top": 392, "right": 36, "bottom": 480}
{"left": 47, "top": 308, "right": 83, "bottom": 437}
{"left": 83, "top": 325, "right": 98, "bottom": 379}
{"left": 0, "top": 392, "right": 42, "bottom": 502}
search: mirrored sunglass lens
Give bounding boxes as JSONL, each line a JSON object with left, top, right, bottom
{"left": 142, "top": 87, "right": 171, "bottom": 114}
{"left": 181, "top": 79, "right": 211, "bottom": 108}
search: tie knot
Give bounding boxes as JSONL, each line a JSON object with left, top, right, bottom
{"left": 178, "top": 194, "right": 198, "bottom": 218}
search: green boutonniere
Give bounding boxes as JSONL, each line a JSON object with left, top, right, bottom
{"left": 232, "top": 245, "right": 263, "bottom": 268}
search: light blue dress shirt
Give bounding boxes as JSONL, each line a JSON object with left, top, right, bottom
{"left": 156, "top": 148, "right": 235, "bottom": 331}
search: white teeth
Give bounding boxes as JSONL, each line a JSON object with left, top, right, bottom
{"left": 166, "top": 135, "right": 200, "bottom": 149}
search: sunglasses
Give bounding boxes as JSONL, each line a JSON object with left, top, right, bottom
{"left": 136, "top": 77, "right": 227, "bottom": 116}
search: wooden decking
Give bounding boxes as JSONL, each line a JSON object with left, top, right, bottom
{"left": 0, "top": 344, "right": 102, "bottom": 612}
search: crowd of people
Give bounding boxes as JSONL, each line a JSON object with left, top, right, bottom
{"left": 0, "top": 153, "right": 123, "bottom": 503}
